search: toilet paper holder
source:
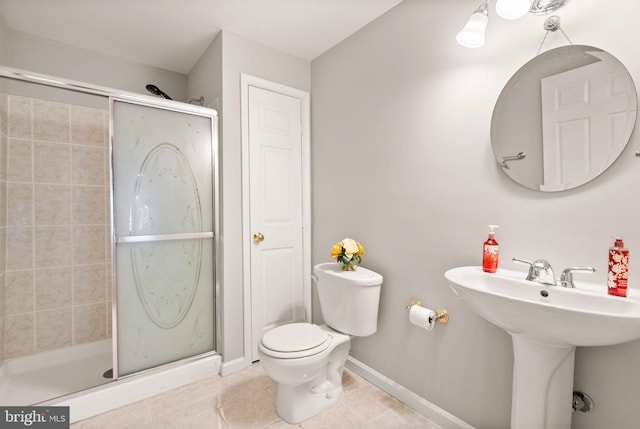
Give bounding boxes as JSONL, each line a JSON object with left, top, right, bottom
{"left": 405, "top": 299, "right": 449, "bottom": 324}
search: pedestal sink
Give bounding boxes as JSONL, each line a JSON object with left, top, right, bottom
{"left": 445, "top": 266, "right": 640, "bottom": 429}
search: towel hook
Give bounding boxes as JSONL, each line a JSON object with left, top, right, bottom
{"left": 501, "top": 152, "right": 526, "bottom": 169}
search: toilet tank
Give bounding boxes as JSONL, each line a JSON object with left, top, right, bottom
{"left": 314, "top": 262, "right": 383, "bottom": 337}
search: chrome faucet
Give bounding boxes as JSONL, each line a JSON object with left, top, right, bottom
{"left": 558, "top": 267, "right": 596, "bottom": 288}
{"left": 513, "top": 258, "right": 556, "bottom": 286}
{"left": 513, "top": 258, "right": 596, "bottom": 288}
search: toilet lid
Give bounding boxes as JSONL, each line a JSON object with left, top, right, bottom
{"left": 261, "top": 323, "right": 330, "bottom": 355}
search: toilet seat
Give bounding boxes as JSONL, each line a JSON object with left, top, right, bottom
{"left": 260, "top": 323, "right": 331, "bottom": 359}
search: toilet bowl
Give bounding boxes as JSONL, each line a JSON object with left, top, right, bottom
{"left": 258, "top": 323, "right": 351, "bottom": 423}
{"left": 258, "top": 263, "right": 383, "bottom": 423}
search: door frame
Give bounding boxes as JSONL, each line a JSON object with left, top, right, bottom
{"left": 240, "top": 74, "right": 311, "bottom": 366}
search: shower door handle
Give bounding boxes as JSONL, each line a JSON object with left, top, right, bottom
{"left": 253, "top": 232, "right": 265, "bottom": 243}
{"left": 115, "top": 232, "right": 214, "bottom": 243}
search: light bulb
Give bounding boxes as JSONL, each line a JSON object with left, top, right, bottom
{"left": 456, "top": 12, "right": 489, "bottom": 48}
{"left": 496, "top": 0, "right": 531, "bottom": 20}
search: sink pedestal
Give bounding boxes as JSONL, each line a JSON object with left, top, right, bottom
{"left": 510, "top": 335, "right": 576, "bottom": 429}
{"left": 445, "top": 266, "right": 640, "bottom": 429}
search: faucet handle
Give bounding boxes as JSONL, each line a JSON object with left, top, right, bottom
{"left": 512, "top": 258, "right": 552, "bottom": 267}
{"left": 512, "top": 257, "right": 533, "bottom": 266}
{"left": 512, "top": 258, "right": 553, "bottom": 283}
{"left": 559, "top": 267, "right": 596, "bottom": 288}
{"left": 512, "top": 258, "right": 537, "bottom": 281}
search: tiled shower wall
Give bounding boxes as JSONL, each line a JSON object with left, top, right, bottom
{"left": 4, "top": 94, "right": 111, "bottom": 359}
{"left": 1, "top": 93, "right": 7, "bottom": 362}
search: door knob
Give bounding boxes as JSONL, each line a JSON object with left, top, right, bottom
{"left": 253, "top": 232, "right": 265, "bottom": 243}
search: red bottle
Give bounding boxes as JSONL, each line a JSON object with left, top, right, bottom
{"left": 608, "top": 237, "right": 629, "bottom": 297}
{"left": 483, "top": 225, "right": 500, "bottom": 273}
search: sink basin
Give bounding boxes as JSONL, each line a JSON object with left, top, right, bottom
{"left": 445, "top": 266, "right": 640, "bottom": 347}
{"left": 445, "top": 266, "right": 640, "bottom": 429}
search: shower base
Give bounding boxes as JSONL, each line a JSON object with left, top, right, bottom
{"left": 0, "top": 338, "right": 221, "bottom": 423}
{"left": 0, "top": 339, "right": 112, "bottom": 406}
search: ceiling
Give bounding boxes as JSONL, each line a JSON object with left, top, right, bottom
{"left": 0, "top": 0, "right": 404, "bottom": 75}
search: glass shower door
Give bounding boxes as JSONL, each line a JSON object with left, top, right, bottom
{"left": 111, "top": 99, "right": 216, "bottom": 377}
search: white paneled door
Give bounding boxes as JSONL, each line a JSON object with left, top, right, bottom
{"left": 247, "top": 84, "right": 306, "bottom": 362}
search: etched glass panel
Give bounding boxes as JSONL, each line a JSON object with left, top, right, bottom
{"left": 112, "top": 100, "right": 215, "bottom": 376}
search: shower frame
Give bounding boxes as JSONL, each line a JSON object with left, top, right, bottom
{"left": 0, "top": 66, "right": 221, "bottom": 402}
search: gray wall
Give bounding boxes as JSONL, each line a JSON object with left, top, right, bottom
{"left": 4, "top": 29, "right": 187, "bottom": 100}
{"left": 0, "top": 16, "right": 6, "bottom": 65}
{"left": 187, "top": 33, "right": 222, "bottom": 112}
{"left": 311, "top": 0, "right": 640, "bottom": 428}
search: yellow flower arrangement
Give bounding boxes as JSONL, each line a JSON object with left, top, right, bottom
{"left": 330, "top": 238, "right": 364, "bottom": 270}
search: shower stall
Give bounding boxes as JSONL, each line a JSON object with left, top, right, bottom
{"left": 0, "top": 67, "right": 220, "bottom": 420}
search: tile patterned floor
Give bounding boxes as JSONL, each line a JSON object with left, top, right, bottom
{"left": 71, "top": 363, "right": 443, "bottom": 428}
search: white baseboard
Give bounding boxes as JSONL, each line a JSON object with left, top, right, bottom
{"left": 345, "top": 357, "right": 475, "bottom": 429}
{"left": 220, "top": 356, "right": 252, "bottom": 376}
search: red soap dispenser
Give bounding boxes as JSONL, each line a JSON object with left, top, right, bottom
{"left": 608, "top": 237, "right": 629, "bottom": 297}
{"left": 482, "top": 225, "right": 500, "bottom": 273}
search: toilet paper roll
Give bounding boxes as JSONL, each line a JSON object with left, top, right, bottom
{"left": 409, "top": 305, "right": 436, "bottom": 331}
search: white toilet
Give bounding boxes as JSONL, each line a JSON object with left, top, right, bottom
{"left": 258, "top": 262, "right": 383, "bottom": 424}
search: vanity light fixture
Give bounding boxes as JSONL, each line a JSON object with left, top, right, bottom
{"left": 455, "top": 0, "right": 489, "bottom": 48}
{"left": 495, "top": 0, "right": 530, "bottom": 20}
{"left": 457, "top": 0, "right": 569, "bottom": 48}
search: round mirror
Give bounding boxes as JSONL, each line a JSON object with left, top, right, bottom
{"left": 491, "top": 45, "right": 637, "bottom": 192}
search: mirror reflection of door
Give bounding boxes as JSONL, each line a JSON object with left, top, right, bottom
{"left": 540, "top": 51, "right": 637, "bottom": 191}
